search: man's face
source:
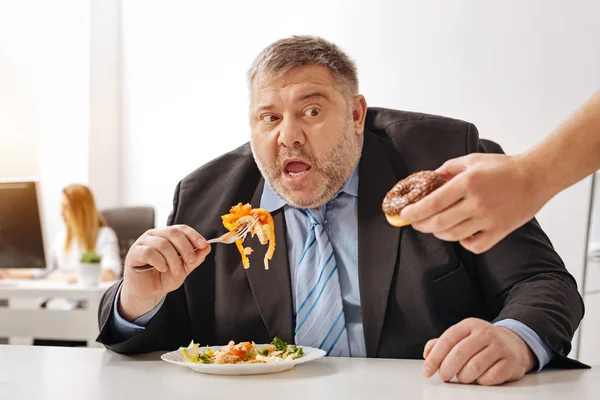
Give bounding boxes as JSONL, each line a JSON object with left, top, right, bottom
{"left": 250, "top": 65, "right": 366, "bottom": 209}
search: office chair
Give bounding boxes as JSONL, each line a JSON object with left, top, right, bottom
{"left": 101, "top": 206, "right": 155, "bottom": 265}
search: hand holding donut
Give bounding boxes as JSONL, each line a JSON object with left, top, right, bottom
{"left": 390, "top": 154, "right": 550, "bottom": 254}
{"left": 382, "top": 171, "right": 447, "bottom": 227}
{"left": 391, "top": 90, "right": 600, "bottom": 253}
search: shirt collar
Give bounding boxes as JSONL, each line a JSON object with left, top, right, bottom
{"left": 259, "top": 179, "right": 287, "bottom": 213}
{"left": 260, "top": 162, "right": 360, "bottom": 212}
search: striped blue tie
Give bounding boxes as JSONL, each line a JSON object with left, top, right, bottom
{"left": 293, "top": 209, "right": 350, "bottom": 357}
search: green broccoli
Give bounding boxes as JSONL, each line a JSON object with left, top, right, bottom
{"left": 197, "top": 353, "right": 214, "bottom": 364}
{"left": 270, "top": 337, "right": 304, "bottom": 359}
{"left": 258, "top": 348, "right": 270, "bottom": 357}
{"left": 271, "top": 337, "right": 288, "bottom": 352}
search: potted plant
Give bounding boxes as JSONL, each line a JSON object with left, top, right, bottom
{"left": 78, "top": 250, "right": 102, "bottom": 286}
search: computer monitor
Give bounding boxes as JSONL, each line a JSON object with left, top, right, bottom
{"left": 0, "top": 180, "right": 47, "bottom": 269}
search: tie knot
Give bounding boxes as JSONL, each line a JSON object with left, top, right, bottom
{"left": 305, "top": 209, "right": 324, "bottom": 226}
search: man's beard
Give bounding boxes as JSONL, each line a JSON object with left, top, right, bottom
{"left": 251, "top": 123, "right": 362, "bottom": 209}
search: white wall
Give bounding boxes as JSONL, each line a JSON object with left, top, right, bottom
{"left": 121, "top": 0, "right": 599, "bottom": 271}
{"left": 1, "top": 0, "right": 598, "bottom": 360}
{"left": 35, "top": 1, "right": 91, "bottom": 250}
{"left": 0, "top": 0, "right": 90, "bottom": 249}
{"left": 0, "top": 1, "right": 40, "bottom": 179}
{"left": 0, "top": 0, "right": 121, "bottom": 251}
{"left": 89, "top": 0, "right": 122, "bottom": 210}
{"left": 119, "top": 0, "right": 599, "bottom": 357}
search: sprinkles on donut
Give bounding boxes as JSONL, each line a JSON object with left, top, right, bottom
{"left": 382, "top": 171, "right": 447, "bottom": 227}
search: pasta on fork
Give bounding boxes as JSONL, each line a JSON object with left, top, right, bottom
{"left": 221, "top": 203, "right": 275, "bottom": 269}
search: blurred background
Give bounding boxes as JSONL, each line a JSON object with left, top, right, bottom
{"left": 1, "top": 0, "right": 599, "bottom": 362}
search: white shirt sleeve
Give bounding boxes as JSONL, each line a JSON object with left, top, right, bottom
{"left": 97, "top": 227, "right": 123, "bottom": 277}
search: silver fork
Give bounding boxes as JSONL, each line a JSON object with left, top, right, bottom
{"left": 133, "top": 216, "right": 259, "bottom": 273}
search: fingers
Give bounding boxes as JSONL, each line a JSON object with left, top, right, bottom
{"left": 435, "top": 156, "right": 471, "bottom": 177}
{"left": 433, "top": 218, "right": 484, "bottom": 242}
{"left": 422, "top": 321, "right": 472, "bottom": 378}
{"left": 151, "top": 226, "right": 197, "bottom": 263}
{"left": 419, "top": 155, "right": 482, "bottom": 222}
{"left": 174, "top": 225, "right": 211, "bottom": 275}
{"left": 438, "top": 330, "right": 491, "bottom": 382}
{"left": 185, "top": 243, "right": 211, "bottom": 275}
{"left": 423, "top": 339, "right": 437, "bottom": 359}
{"left": 459, "top": 229, "right": 507, "bottom": 254}
{"left": 144, "top": 235, "right": 183, "bottom": 276}
{"left": 176, "top": 224, "right": 209, "bottom": 250}
{"left": 135, "top": 245, "right": 169, "bottom": 273}
{"left": 400, "top": 175, "right": 467, "bottom": 223}
{"left": 149, "top": 225, "right": 213, "bottom": 275}
{"left": 460, "top": 234, "right": 493, "bottom": 254}
{"left": 456, "top": 345, "right": 503, "bottom": 384}
{"left": 406, "top": 153, "right": 534, "bottom": 254}
{"left": 126, "top": 225, "right": 211, "bottom": 276}
{"left": 424, "top": 320, "right": 531, "bottom": 386}
{"left": 411, "top": 199, "right": 473, "bottom": 235}
{"left": 476, "top": 360, "right": 512, "bottom": 386}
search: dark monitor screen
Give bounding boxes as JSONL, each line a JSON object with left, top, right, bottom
{"left": 0, "top": 180, "right": 47, "bottom": 269}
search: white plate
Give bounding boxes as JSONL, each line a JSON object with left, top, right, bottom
{"left": 161, "top": 343, "right": 326, "bottom": 375}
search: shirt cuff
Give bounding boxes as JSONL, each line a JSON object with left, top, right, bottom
{"left": 494, "top": 318, "right": 553, "bottom": 372}
{"left": 110, "top": 282, "right": 165, "bottom": 340}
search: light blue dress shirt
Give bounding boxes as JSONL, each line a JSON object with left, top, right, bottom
{"left": 111, "top": 164, "right": 553, "bottom": 369}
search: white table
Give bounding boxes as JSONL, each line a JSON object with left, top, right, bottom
{"left": 0, "top": 279, "right": 115, "bottom": 347}
{"left": 0, "top": 345, "right": 597, "bottom": 400}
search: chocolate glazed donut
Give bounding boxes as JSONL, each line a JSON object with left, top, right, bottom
{"left": 382, "top": 171, "right": 447, "bottom": 227}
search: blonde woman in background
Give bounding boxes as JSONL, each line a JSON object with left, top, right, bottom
{"left": 0, "top": 184, "right": 122, "bottom": 281}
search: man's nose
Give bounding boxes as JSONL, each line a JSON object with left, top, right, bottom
{"left": 277, "top": 117, "right": 305, "bottom": 148}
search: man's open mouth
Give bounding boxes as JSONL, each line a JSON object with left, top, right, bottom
{"left": 284, "top": 160, "right": 311, "bottom": 176}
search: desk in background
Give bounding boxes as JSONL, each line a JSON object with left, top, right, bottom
{"left": 0, "top": 279, "right": 116, "bottom": 347}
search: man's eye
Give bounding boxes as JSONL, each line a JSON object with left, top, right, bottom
{"left": 304, "top": 108, "right": 320, "bottom": 117}
{"left": 262, "top": 115, "right": 279, "bottom": 123}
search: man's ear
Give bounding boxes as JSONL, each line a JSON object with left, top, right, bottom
{"left": 352, "top": 95, "right": 367, "bottom": 135}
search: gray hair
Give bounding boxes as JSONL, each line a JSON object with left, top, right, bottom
{"left": 247, "top": 35, "right": 359, "bottom": 97}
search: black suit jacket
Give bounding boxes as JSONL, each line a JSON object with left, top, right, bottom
{"left": 97, "top": 108, "right": 586, "bottom": 368}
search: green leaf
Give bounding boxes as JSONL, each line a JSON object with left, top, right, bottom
{"left": 289, "top": 344, "right": 304, "bottom": 358}
{"left": 271, "top": 337, "right": 287, "bottom": 352}
{"left": 80, "top": 250, "right": 102, "bottom": 264}
{"left": 197, "top": 353, "right": 214, "bottom": 364}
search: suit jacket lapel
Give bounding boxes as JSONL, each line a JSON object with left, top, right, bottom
{"left": 243, "top": 179, "right": 294, "bottom": 343}
{"left": 358, "top": 130, "right": 405, "bottom": 357}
